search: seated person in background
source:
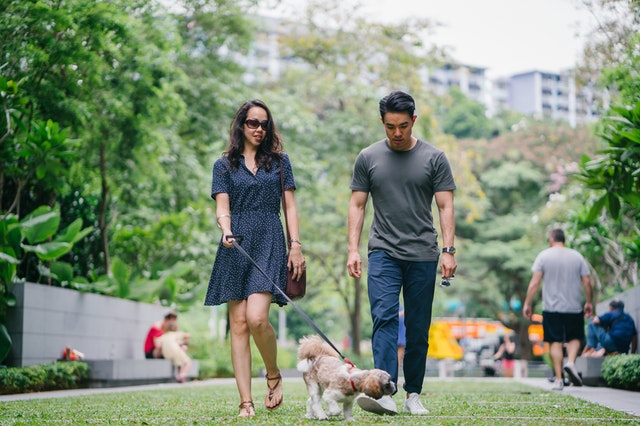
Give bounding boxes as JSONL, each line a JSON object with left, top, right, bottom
{"left": 582, "top": 299, "right": 637, "bottom": 357}
{"left": 144, "top": 311, "right": 178, "bottom": 359}
{"left": 158, "top": 322, "right": 192, "bottom": 383}
{"left": 493, "top": 334, "right": 517, "bottom": 377}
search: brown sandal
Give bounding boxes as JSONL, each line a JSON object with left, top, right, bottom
{"left": 265, "top": 372, "right": 283, "bottom": 410}
{"left": 238, "top": 400, "right": 255, "bottom": 417}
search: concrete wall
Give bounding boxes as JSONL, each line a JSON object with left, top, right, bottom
{"left": 5, "top": 282, "right": 170, "bottom": 367}
{"left": 596, "top": 286, "right": 640, "bottom": 354}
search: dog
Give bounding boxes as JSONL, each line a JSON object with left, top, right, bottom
{"left": 296, "top": 335, "right": 396, "bottom": 421}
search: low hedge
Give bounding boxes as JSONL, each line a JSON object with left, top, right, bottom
{"left": 0, "top": 361, "right": 89, "bottom": 395}
{"left": 601, "top": 354, "right": 640, "bottom": 391}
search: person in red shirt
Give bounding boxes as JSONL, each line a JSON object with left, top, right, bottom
{"left": 144, "top": 311, "right": 177, "bottom": 359}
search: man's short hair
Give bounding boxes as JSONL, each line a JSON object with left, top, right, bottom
{"left": 379, "top": 91, "right": 415, "bottom": 118}
{"left": 610, "top": 299, "right": 625, "bottom": 310}
{"left": 164, "top": 311, "right": 178, "bottom": 320}
{"left": 549, "top": 228, "right": 565, "bottom": 243}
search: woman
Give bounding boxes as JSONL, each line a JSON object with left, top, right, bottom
{"left": 205, "top": 99, "right": 305, "bottom": 417}
{"left": 493, "top": 334, "right": 516, "bottom": 377}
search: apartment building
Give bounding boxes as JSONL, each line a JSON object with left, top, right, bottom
{"left": 507, "top": 70, "right": 603, "bottom": 127}
{"left": 427, "top": 63, "right": 493, "bottom": 112}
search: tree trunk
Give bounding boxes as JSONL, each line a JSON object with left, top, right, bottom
{"left": 351, "top": 275, "right": 362, "bottom": 356}
{"left": 516, "top": 320, "right": 533, "bottom": 361}
{"left": 98, "top": 142, "right": 111, "bottom": 275}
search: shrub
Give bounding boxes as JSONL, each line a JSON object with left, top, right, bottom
{"left": 0, "top": 361, "right": 89, "bottom": 395}
{"left": 601, "top": 354, "right": 640, "bottom": 391}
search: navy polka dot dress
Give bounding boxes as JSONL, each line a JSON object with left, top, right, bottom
{"left": 204, "top": 153, "right": 295, "bottom": 307}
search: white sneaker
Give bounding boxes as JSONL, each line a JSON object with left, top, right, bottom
{"left": 563, "top": 364, "right": 583, "bottom": 386}
{"left": 356, "top": 395, "right": 398, "bottom": 415}
{"left": 551, "top": 379, "right": 564, "bottom": 391}
{"left": 402, "top": 393, "right": 429, "bottom": 415}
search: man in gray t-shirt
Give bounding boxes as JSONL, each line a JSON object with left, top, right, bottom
{"left": 347, "top": 91, "right": 456, "bottom": 416}
{"left": 523, "top": 228, "right": 592, "bottom": 391}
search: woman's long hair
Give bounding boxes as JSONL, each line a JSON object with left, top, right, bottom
{"left": 224, "top": 99, "right": 283, "bottom": 171}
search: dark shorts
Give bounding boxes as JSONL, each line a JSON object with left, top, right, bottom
{"left": 145, "top": 350, "right": 163, "bottom": 359}
{"left": 542, "top": 311, "right": 585, "bottom": 343}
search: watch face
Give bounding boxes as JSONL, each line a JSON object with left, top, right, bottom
{"left": 443, "top": 247, "right": 456, "bottom": 254}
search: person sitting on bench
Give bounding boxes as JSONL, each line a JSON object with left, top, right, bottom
{"left": 582, "top": 299, "right": 637, "bottom": 357}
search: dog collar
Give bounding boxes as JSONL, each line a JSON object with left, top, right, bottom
{"left": 348, "top": 365, "right": 358, "bottom": 392}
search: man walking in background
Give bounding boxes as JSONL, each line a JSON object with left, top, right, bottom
{"left": 523, "top": 228, "right": 592, "bottom": 390}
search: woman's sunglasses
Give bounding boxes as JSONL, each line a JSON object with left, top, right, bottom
{"left": 244, "top": 119, "right": 269, "bottom": 131}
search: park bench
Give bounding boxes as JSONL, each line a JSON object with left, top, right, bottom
{"left": 85, "top": 359, "right": 199, "bottom": 388}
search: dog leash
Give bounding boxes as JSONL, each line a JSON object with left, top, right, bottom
{"left": 226, "top": 235, "right": 354, "bottom": 367}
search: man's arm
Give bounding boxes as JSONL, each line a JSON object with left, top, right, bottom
{"left": 523, "top": 271, "right": 543, "bottom": 320}
{"left": 582, "top": 275, "right": 593, "bottom": 317}
{"left": 347, "top": 191, "right": 368, "bottom": 278}
{"left": 434, "top": 190, "right": 456, "bottom": 279}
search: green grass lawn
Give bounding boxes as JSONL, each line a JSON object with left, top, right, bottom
{"left": 1, "top": 379, "right": 638, "bottom": 425}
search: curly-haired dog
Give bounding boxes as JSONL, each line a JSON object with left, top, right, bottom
{"left": 297, "top": 335, "right": 396, "bottom": 421}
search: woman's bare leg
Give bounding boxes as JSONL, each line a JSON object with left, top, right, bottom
{"left": 228, "top": 300, "right": 253, "bottom": 405}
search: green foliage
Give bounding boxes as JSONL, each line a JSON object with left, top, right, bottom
{"left": 0, "top": 361, "right": 89, "bottom": 395}
{"left": 439, "top": 87, "right": 496, "bottom": 139}
{"left": 187, "top": 334, "right": 298, "bottom": 379}
{"left": 570, "top": 33, "right": 640, "bottom": 291}
{"left": 1, "top": 0, "right": 254, "bottom": 309}
{"left": 578, "top": 103, "right": 640, "bottom": 222}
{"left": 0, "top": 206, "right": 91, "bottom": 361}
{"left": 0, "top": 324, "right": 11, "bottom": 363}
{"left": 601, "top": 354, "right": 640, "bottom": 391}
{"left": 0, "top": 74, "right": 79, "bottom": 217}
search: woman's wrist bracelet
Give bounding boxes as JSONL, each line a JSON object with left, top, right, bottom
{"left": 216, "top": 213, "right": 231, "bottom": 229}
{"left": 290, "top": 239, "right": 302, "bottom": 246}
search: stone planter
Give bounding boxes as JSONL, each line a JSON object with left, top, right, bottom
{"left": 5, "top": 282, "right": 169, "bottom": 367}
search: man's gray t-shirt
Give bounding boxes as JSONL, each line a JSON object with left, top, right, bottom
{"left": 350, "top": 139, "right": 456, "bottom": 261}
{"left": 531, "top": 247, "right": 590, "bottom": 313}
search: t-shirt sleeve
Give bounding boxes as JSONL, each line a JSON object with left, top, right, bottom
{"left": 432, "top": 151, "right": 457, "bottom": 192}
{"left": 531, "top": 253, "right": 543, "bottom": 272}
{"left": 281, "top": 153, "right": 296, "bottom": 191}
{"left": 211, "top": 158, "right": 231, "bottom": 199}
{"left": 350, "top": 151, "right": 370, "bottom": 192}
{"left": 579, "top": 257, "right": 590, "bottom": 276}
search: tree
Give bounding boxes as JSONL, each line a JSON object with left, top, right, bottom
{"left": 454, "top": 121, "right": 601, "bottom": 358}
{"left": 571, "top": 32, "right": 640, "bottom": 292}
{"left": 574, "top": 0, "right": 640, "bottom": 90}
{"left": 438, "top": 87, "right": 495, "bottom": 139}
{"left": 1, "top": 0, "right": 257, "bottom": 307}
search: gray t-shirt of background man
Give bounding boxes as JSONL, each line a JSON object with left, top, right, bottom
{"left": 531, "top": 246, "right": 590, "bottom": 313}
{"left": 350, "top": 139, "right": 456, "bottom": 262}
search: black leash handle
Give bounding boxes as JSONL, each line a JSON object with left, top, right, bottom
{"left": 226, "top": 234, "right": 353, "bottom": 365}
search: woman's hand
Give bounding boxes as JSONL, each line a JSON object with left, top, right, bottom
{"left": 222, "top": 233, "right": 235, "bottom": 248}
{"left": 288, "top": 244, "right": 305, "bottom": 281}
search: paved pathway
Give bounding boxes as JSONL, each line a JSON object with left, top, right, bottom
{"left": 1, "top": 376, "right": 638, "bottom": 418}
{"left": 516, "top": 377, "right": 639, "bottom": 418}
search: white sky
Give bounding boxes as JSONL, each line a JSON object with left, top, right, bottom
{"left": 259, "top": 0, "right": 597, "bottom": 78}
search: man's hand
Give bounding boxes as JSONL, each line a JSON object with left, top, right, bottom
{"left": 346, "top": 251, "right": 362, "bottom": 278}
{"left": 523, "top": 304, "right": 533, "bottom": 320}
{"left": 440, "top": 253, "right": 457, "bottom": 279}
{"left": 583, "top": 302, "right": 593, "bottom": 318}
